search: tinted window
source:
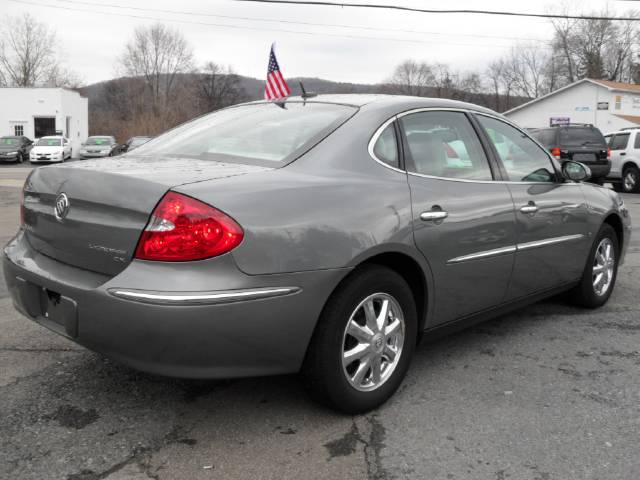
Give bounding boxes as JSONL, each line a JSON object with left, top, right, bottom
{"left": 610, "top": 133, "right": 630, "bottom": 150}
{"left": 634, "top": 133, "right": 640, "bottom": 149}
{"left": 559, "top": 127, "right": 606, "bottom": 146}
{"left": 400, "top": 111, "right": 492, "bottom": 180}
{"left": 372, "top": 124, "right": 399, "bottom": 168}
{"left": 530, "top": 129, "right": 556, "bottom": 147}
{"left": 136, "top": 102, "right": 356, "bottom": 164}
{"left": 607, "top": 133, "right": 627, "bottom": 150}
{"left": 36, "top": 138, "right": 61, "bottom": 146}
{"left": 478, "top": 115, "right": 556, "bottom": 183}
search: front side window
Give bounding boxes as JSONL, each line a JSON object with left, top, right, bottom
{"left": 135, "top": 102, "right": 357, "bottom": 165}
{"left": 477, "top": 115, "right": 556, "bottom": 183}
{"left": 634, "top": 133, "right": 640, "bottom": 149}
{"left": 400, "top": 111, "right": 493, "bottom": 180}
{"left": 610, "top": 133, "right": 630, "bottom": 151}
{"left": 372, "top": 124, "right": 399, "bottom": 168}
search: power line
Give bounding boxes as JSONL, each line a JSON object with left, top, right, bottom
{"left": 7, "top": 0, "right": 556, "bottom": 49}
{"left": 45, "top": 0, "right": 548, "bottom": 44}
{"left": 231, "top": 0, "right": 640, "bottom": 21}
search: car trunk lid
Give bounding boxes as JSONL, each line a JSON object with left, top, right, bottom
{"left": 22, "top": 156, "right": 271, "bottom": 276}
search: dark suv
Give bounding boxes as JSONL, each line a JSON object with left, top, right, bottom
{"left": 528, "top": 125, "right": 610, "bottom": 183}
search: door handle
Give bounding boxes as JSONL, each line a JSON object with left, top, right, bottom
{"left": 620, "top": 152, "right": 626, "bottom": 156}
{"left": 420, "top": 210, "right": 448, "bottom": 222}
{"left": 520, "top": 203, "right": 538, "bottom": 214}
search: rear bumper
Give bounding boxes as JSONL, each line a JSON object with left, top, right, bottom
{"left": 586, "top": 163, "right": 611, "bottom": 179}
{"left": 3, "top": 231, "right": 348, "bottom": 379}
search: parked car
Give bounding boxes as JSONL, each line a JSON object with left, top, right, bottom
{"left": 603, "top": 128, "right": 640, "bottom": 193}
{"left": 121, "top": 136, "right": 152, "bottom": 153}
{"left": 79, "top": 136, "right": 121, "bottom": 159}
{"left": 4, "top": 96, "right": 631, "bottom": 413}
{"left": 528, "top": 124, "right": 611, "bottom": 184}
{"left": 29, "top": 136, "right": 72, "bottom": 163}
{"left": 0, "top": 136, "right": 33, "bottom": 163}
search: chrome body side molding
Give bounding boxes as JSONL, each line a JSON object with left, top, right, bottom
{"left": 109, "top": 286, "right": 301, "bottom": 305}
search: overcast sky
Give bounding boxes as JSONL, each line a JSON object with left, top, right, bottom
{"left": 0, "top": 0, "right": 634, "bottom": 85}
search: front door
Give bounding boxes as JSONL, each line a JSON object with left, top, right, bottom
{"left": 400, "top": 110, "right": 517, "bottom": 325}
{"left": 475, "top": 114, "right": 591, "bottom": 299}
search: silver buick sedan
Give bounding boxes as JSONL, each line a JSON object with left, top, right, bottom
{"left": 4, "top": 95, "right": 631, "bottom": 413}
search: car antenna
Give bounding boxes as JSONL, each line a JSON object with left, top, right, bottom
{"left": 299, "top": 81, "right": 317, "bottom": 103}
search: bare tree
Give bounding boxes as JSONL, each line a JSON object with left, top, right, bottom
{"left": 385, "top": 60, "right": 434, "bottom": 96}
{"left": 195, "top": 62, "right": 246, "bottom": 113}
{"left": 120, "top": 23, "right": 194, "bottom": 112}
{"left": 0, "top": 14, "right": 59, "bottom": 87}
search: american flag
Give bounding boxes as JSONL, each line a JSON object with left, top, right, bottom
{"left": 265, "top": 44, "right": 291, "bottom": 101}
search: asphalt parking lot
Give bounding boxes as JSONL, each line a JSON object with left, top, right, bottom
{"left": 1, "top": 164, "right": 639, "bottom": 480}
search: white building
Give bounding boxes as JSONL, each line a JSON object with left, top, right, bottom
{"left": 504, "top": 78, "right": 640, "bottom": 135}
{"left": 0, "top": 87, "right": 88, "bottom": 156}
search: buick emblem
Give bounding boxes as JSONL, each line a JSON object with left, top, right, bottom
{"left": 54, "top": 193, "right": 70, "bottom": 220}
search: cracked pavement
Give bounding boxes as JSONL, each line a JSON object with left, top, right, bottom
{"left": 1, "top": 166, "right": 639, "bottom": 480}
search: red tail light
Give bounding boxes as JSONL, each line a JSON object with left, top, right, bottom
{"left": 607, "top": 147, "right": 611, "bottom": 158}
{"left": 550, "top": 147, "right": 562, "bottom": 159}
{"left": 134, "top": 192, "right": 243, "bottom": 261}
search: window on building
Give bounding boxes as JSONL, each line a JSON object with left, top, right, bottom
{"left": 14, "top": 125, "right": 23, "bottom": 136}
{"left": 615, "top": 95, "right": 622, "bottom": 110}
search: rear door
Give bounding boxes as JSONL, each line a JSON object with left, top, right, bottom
{"left": 398, "top": 110, "right": 517, "bottom": 325}
{"left": 475, "top": 114, "right": 591, "bottom": 300}
{"left": 608, "top": 132, "right": 630, "bottom": 179}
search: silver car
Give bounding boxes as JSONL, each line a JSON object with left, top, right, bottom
{"left": 79, "top": 136, "right": 120, "bottom": 159}
{"left": 4, "top": 95, "right": 631, "bottom": 413}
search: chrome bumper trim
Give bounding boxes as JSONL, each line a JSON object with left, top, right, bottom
{"left": 108, "top": 286, "right": 301, "bottom": 305}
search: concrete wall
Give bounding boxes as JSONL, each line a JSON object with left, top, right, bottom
{"left": 505, "top": 81, "right": 640, "bottom": 135}
{"left": 0, "top": 88, "right": 88, "bottom": 157}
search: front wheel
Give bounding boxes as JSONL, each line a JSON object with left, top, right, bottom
{"left": 570, "top": 224, "right": 619, "bottom": 308}
{"left": 303, "top": 265, "right": 417, "bottom": 413}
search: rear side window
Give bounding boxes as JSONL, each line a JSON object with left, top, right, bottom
{"left": 634, "top": 133, "right": 640, "bottom": 149}
{"left": 400, "top": 111, "right": 493, "bottom": 180}
{"left": 478, "top": 115, "right": 556, "bottom": 183}
{"left": 135, "top": 102, "right": 357, "bottom": 165}
{"left": 531, "top": 129, "right": 556, "bottom": 147}
{"left": 610, "top": 133, "right": 630, "bottom": 151}
{"left": 559, "top": 127, "right": 606, "bottom": 146}
{"left": 372, "top": 124, "right": 399, "bottom": 168}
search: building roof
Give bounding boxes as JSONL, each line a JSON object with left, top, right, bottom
{"left": 504, "top": 78, "right": 640, "bottom": 116}
{"left": 613, "top": 114, "right": 640, "bottom": 125}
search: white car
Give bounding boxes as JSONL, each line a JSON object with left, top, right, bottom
{"left": 29, "top": 136, "right": 72, "bottom": 163}
{"left": 603, "top": 128, "right": 640, "bottom": 193}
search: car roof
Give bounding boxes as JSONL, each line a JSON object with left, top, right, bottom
{"left": 241, "top": 94, "right": 499, "bottom": 116}
{"left": 40, "top": 136, "right": 64, "bottom": 139}
{"left": 88, "top": 135, "right": 114, "bottom": 138}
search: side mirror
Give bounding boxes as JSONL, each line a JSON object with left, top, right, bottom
{"left": 562, "top": 161, "right": 591, "bottom": 182}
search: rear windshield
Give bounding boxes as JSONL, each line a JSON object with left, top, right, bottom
{"left": 133, "top": 102, "right": 357, "bottom": 165}
{"left": 0, "top": 137, "right": 19, "bottom": 145}
{"left": 36, "top": 138, "right": 61, "bottom": 146}
{"left": 559, "top": 127, "right": 606, "bottom": 146}
{"left": 86, "top": 137, "right": 113, "bottom": 145}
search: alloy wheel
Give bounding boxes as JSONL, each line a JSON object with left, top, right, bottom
{"left": 341, "top": 293, "right": 405, "bottom": 392}
{"left": 592, "top": 237, "right": 615, "bottom": 296}
{"left": 624, "top": 170, "right": 637, "bottom": 192}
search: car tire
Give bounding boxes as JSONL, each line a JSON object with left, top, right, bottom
{"left": 569, "top": 224, "right": 619, "bottom": 309}
{"left": 302, "top": 265, "right": 417, "bottom": 414}
{"left": 621, "top": 165, "right": 640, "bottom": 193}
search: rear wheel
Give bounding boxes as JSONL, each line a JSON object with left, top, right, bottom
{"left": 622, "top": 165, "right": 640, "bottom": 193}
{"left": 303, "top": 265, "right": 417, "bottom": 413}
{"left": 570, "top": 224, "right": 619, "bottom": 308}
